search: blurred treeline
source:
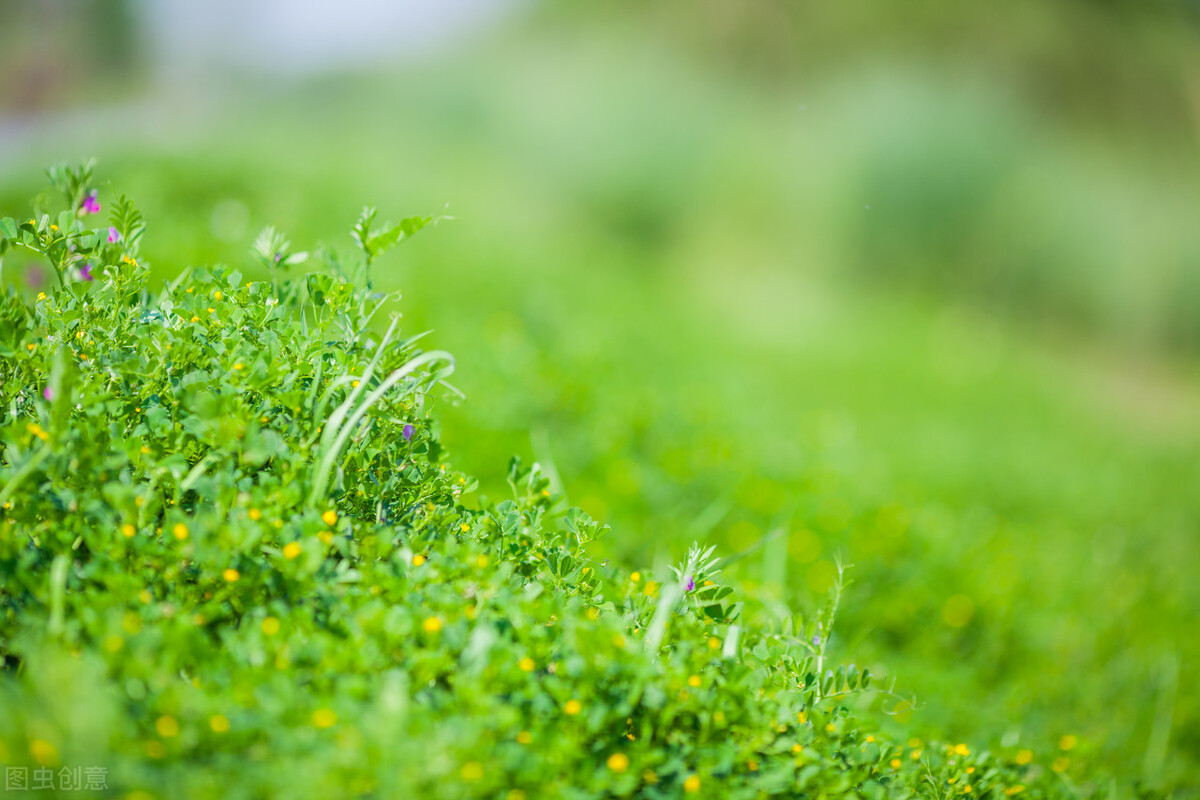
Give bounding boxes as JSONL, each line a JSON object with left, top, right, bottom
{"left": 543, "top": 0, "right": 1200, "bottom": 354}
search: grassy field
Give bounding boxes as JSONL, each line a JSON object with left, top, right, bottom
{"left": 2, "top": 18, "right": 1199, "bottom": 794}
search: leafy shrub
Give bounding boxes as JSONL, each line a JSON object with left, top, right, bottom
{"left": 0, "top": 166, "right": 1102, "bottom": 798}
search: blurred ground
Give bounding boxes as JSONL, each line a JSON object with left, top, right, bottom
{"left": 2, "top": 0, "right": 1199, "bottom": 792}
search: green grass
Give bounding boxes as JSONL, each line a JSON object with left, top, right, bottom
{"left": 1, "top": 21, "right": 1198, "bottom": 795}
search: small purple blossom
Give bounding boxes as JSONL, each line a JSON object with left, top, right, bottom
{"left": 402, "top": 424, "right": 414, "bottom": 441}
{"left": 43, "top": 386, "right": 55, "bottom": 401}
{"left": 79, "top": 263, "right": 94, "bottom": 282}
{"left": 684, "top": 575, "right": 695, "bottom": 592}
{"left": 107, "top": 226, "right": 121, "bottom": 244}
{"left": 81, "top": 191, "right": 101, "bottom": 215}
{"left": 811, "top": 634, "right": 821, "bottom": 646}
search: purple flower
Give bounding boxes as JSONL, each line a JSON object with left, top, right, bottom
{"left": 811, "top": 634, "right": 821, "bottom": 646}
{"left": 107, "top": 226, "right": 121, "bottom": 244}
{"left": 684, "top": 575, "right": 695, "bottom": 592}
{"left": 402, "top": 424, "right": 414, "bottom": 441}
{"left": 81, "top": 191, "right": 101, "bottom": 215}
{"left": 43, "top": 386, "right": 55, "bottom": 401}
{"left": 79, "top": 263, "right": 94, "bottom": 282}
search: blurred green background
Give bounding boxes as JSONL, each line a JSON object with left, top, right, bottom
{"left": 2, "top": 0, "right": 1199, "bottom": 792}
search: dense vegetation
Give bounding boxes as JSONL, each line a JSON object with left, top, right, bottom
{"left": 0, "top": 168, "right": 1128, "bottom": 798}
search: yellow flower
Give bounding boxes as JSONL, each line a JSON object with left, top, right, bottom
{"left": 798, "top": 711, "right": 807, "bottom": 724}
{"left": 1005, "top": 786, "right": 1026, "bottom": 796}
{"left": 607, "top": 753, "right": 630, "bottom": 773}
{"left": 791, "top": 744, "right": 803, "bottom": 753}
{"left": 1059, "top": 734, "right": 1077, "bottom": 751}
{"left": 1015, "top": 749, "right": 1033, "bottom": 765}
{"left": 312, "top": 708, "right": 337, "bottom": 728}
{"left": 964, "top": 786, "right": 973, "bottom": 794}
{"left": 223, "top": 568, "right": 240, "bottom": 583}
{"left": 687, "top": 675, "right": 702, "bottom": 688}
{"left": 322, "top": 510, "right": 338, "bottom": 525}
{"left": 683, "top": 775, "right": 701, "bottom": 793}
{"left": 232, "top": 363, "right": 243, "bottom": 371}
{"left": 352, "top": 380, "right": 360, "bottom": 388}
{"left": 516, "top": 731, "right": 532, "bottom": 745}
{"left": 412, "top": 554, "right": 426, "bottom": 566}
{"left": 422, "top": 617, "right": 442, "bottom": 634}
{"left": 29, "top": 739, "right": 59, "bottom": 766}
{"left": 954, "top": 743, "right": 970, "bottom": 757}
{"left": 36, "top": 292, "right": 46, "bottom": 301}
{"left": 262, "top": 617, "right": 280, "bottom": 636}
{"left": 507, "top": 792, "right": 526, "bottom": 800}
{"left": 172, "top": 523, "right": 189, "bottom": 541}
{"left": 248, "top": 508, "right": 262, "bottom": 521}
{"left": 708, "top": 637, "right": 721, "bottom": 650}
{"left": 318, "top": 530, "right": 333, "bottom": 545}
{"left": 206, "top": 307, "right": 215, "bottom": 314}
{"left": 519, "top": 657, "right": 536, "bottom": 672}
{"left": 121, "top": 523, "right": 136, "bottom": 538}
{"left": 155, "top": 716, "right": 179, "bottom": 738}
{"left": 460, "top": 762, "right": 483, "bottom": 782}
{"left": 911, "top": 750, "right": 922, "bottom": 760}
{"left": 564, "top": 699, "right": 582, "bottom": 716}
{"left": 890, "top": 758, "right": 901, "bottom": 768}
{"left": 747, "top": 760, "right": 759, "bottom": 772}
{"left": 190, "top": 316, "right": 200, "bottom": 323}
{"left": 210, "top": 714, "right": 230, "bottom": 733}
{"left": 283, "top": 542, "right": 302, "bottom": 559}
{"left": 630, "top": 571, "right": 641, "bottom": 582}
{"left": 866, "top": 735, "right": 875, "bottom": 743}
{"left": 461, "top": 523, "right": 471, "bottom": 532}
{"left": 476, "top": 554, "right": 488, "bottom": 568}
{"left": 50, "top": 224, "right": 57, "bottom": 231}
{"left": 1052, "top": 757, "right": 1070, "bottom": 772}
{"left": 213, "top": 290, "right": 222, "bottom": 301}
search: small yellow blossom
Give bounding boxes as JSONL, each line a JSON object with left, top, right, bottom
{"left": 1059, "top": 735, "right": 1077, "bottom": 751}
{"left": 798, "top": 711, "right": 807, "bottom": 724}
{"left": 36, "top": 293, "right": 46, "bottom": 301}
{"left": 283, "top": 542, "right": 302, "bottom": 559}
{"left": 461, "top": 523, "right": 471, "bottom": 532}
{"left": 1052, "top": 757, "right": 1070, "bottom": 772}
{"left": 248, "top": 508, "right": 262, "bottom": 521}
{"left": 1005, "top": 786, "right": 1026, "bottom": 796}
{"left": 564, "top": 699, "right": 582, "bottom": 716}
{"left": 213, "top": 290, "right": 222, "bottom": 301}
{"left": 792, "top": 744, "right": 803, "bottom": 753}
{"left": 683, "top": 775, "right": 701, "bottom": 793}
{"left": 519, "top": 657, "right": 536, "bottom": 672}
{"left": 422, "top": 617, "right": 442, "bottom": 634}
{"left": 460, "top": 762, "right": 483, "bottom": 782}
{"left": 954, "top": 743, "right": 971, "bottom": 757}
{"left": 223, "top": 568, "right": 240, "bottom": 583}
{"left": 708, "top": 637, "right": 721, "bottom": 650}
{"left": 29, "top": 739, "right": 59, "bottom": 766}
{"left": 476, "top": 554, "right": 488, "bottom": 568}
{"left": 318, "top": 530, "right": 333, "bottom": 545}
{"left": 156, "top": 716, "right": 179, "bottom": 738}
{"left": 172, "top": 523, "right": 189, "bottom": 541}
{"left": 121, "top": 523, "right": 136, "bottom": 538}
{"left": 688, "top": 675, "right": 702, "bottom": 688}
{"left": 607, "top": 753, "right": 630, "bottom": 773}
{"left": 262, "top": 617, "right": 280, "bottom": 636}
{"left": 190, "top": 316, "right": 200, "bottom": 323}
{"left": 516, "top": 731, "right": 532, "bottom": 745}
{"left": 412, "top": 554, "right": 426, "bottom": 566}
{"left": 630, "top": 572, "right": 640, "bottom": 582}
{"left": 210, "top": 714, "right": 230, "bottom": 733}
{"left": 747, "top": 760, "right": 759, "bottom": 772}
{"left": 891, "top": 758, "right": 902, "bottom": 768}
{"left": 322, "top": 510, "right": 338, "bottom": 525}
{"left": 911, "top": 750, "right": 922, "bottom": 760}
{"left": 1015, "top": 749, "right": 1033, "bottom": 765}
{"left": 312, "top": 708, "right": 337, "bottom": 728}
{"left": 866, "top": 735, "right": 875, "bottom": 743}
{"left": 232, "top": 363, "right": 243, "bottom": 371}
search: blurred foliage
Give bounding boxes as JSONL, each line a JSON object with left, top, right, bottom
{"left": 0, "top": 2, "right": 1198, "bottom": 795}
